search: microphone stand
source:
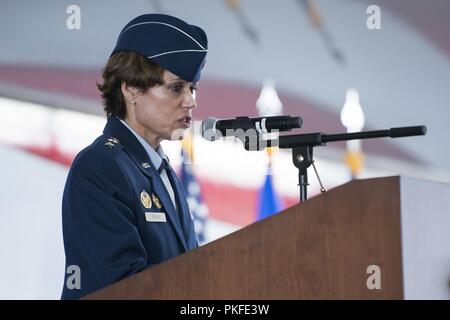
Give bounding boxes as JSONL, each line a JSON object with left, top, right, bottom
{"left": 244, "top": 126, "right": 427, "bottom": 202}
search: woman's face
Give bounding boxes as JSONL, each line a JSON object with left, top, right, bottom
{"left": 127, "top": 69, "right": 198, "bottom": 148}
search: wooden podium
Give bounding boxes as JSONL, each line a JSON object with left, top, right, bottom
{"left": 85, "top": 176, "right": 450, "bottom": 299}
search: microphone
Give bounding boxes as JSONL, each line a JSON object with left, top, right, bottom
{"left": 201, "top": 115, "right": 302, "bottom": 141}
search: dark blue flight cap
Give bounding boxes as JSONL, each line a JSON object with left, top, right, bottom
{"left": 111, "top": 14, "right": 208, "bottom": 82}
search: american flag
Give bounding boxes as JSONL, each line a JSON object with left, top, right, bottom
{"left": 179, "top": 146, "right": 209, "bottom": 245}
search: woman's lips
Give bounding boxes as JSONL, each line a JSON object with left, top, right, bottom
{"left": 178, "top": 116, "right": 192, "bottom": 128}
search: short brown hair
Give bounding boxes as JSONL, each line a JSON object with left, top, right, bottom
{"left": 97, "top": 51, "right": 165, "bottom": 119}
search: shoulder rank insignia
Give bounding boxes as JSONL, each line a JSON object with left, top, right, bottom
{"left": 104, "top": 137, "right": 120, "bottom": 148}
{"left": 151, "top": 193, "right": 162, "bottom": 209}
{"left": 140, "top": 190, "right": 152, "bottom": 209}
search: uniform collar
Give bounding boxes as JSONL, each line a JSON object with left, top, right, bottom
{"left": 118, "top": 118, "right": 169, "bottom": 171}
{"left": 103, "top": 116, "right": 156, "bottom": 172}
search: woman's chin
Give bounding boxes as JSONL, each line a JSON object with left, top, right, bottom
{"left": 169, "top": 128, "right": 188, "bottom": 141}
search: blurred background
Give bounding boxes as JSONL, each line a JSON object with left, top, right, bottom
{"left": 0, "top": 0, "right": 449, "bottom": 299}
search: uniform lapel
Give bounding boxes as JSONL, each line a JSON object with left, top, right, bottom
{"left": 103, "top": 117, "right": 188, "bottom": 250}
{"left": 147, "top": 164, "right": 188, "bottom": 251}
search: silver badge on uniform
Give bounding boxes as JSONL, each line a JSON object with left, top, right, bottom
{"left": 145, "top": 211, "right": 167, "bottom": 223}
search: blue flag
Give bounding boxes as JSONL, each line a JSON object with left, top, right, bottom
{"left": 179, "top": 150, "right": 209, "bottom": 244}
{"left": 256, "top": 167, "right": 283, "bottom": 220}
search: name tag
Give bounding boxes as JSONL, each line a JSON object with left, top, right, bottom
{"left": 145, "top": 211, "right": 167, "bottom": 223}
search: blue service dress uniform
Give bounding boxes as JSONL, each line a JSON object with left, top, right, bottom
{"left": 61, "top": 116, "right": 198, "bottom": 299}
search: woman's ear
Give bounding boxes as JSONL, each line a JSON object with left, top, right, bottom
{"left": 121, "top": 82, "right": 139, "bottom": 105}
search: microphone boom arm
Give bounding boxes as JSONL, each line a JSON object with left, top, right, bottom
{"left": 243, "top": 125, "right": 427, "bottom": 202}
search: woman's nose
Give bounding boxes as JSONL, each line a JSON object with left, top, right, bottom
{"left": 182, "top": 89, "right": 197, "bottom": 109}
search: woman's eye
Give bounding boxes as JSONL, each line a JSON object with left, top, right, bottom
{"left": 170, "top": 84, "right": 183, "bottom": 93}
{"left": 190, "top": 85, "right": 198, "bottom": 94}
